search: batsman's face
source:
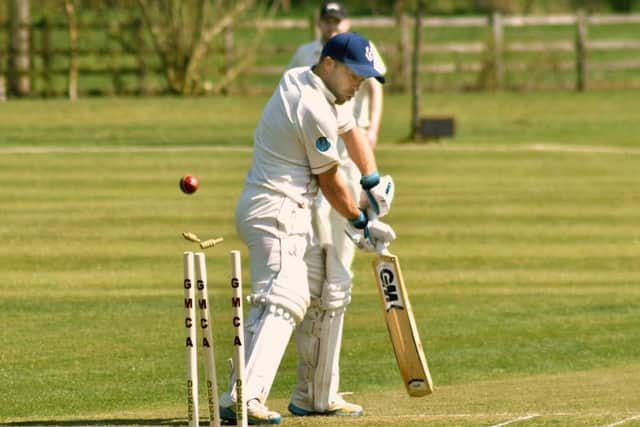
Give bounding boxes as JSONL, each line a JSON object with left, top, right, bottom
{"left": 324, "top": 60, "right": 365, "bottom": 105}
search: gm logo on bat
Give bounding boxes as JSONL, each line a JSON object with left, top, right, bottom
{"left": 379, "top": 267, "right": 405, "bottom": 311}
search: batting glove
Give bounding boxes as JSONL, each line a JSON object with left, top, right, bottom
{"left": 345, "top": 210, "right": 396, "bottom": 253}
{"left": 360, "top": 172, "right": 395, "bottom": 218}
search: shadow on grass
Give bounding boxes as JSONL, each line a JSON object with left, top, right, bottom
{"left": 0, "top": 419, "right": 185, "bottom": 426}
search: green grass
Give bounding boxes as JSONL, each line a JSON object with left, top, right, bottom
{"left": 1, "top": 90, "right": 640, "bottom": 148}
{"left": 1, "top": 93, "right": 640, "bottom": 426}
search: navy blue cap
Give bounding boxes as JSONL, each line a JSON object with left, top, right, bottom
{"left": 320, "top": 2, "right": 347, "bottom": 20}
{"left": 321, "top": 32, "right": 385, "bottom": 84}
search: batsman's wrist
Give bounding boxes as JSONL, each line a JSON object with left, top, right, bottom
{"left": 360, "top": 171, "right": 380, "bottom": 190}
{"left": 348, "top": 210, "right": 368, "bottom": 229}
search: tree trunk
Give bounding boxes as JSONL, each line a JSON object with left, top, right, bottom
{"left": 394, "top": 0, "right": 410, "bottom": 93}
{"left": 64, "top": 0, "right": 79, "bottom": 101}
{"left": 137, "top": 0, "right": 272, "bottom": 96}
{"left": 411, "top": 0, "right": 424, "bottom": 140}
{"left": 8, "top": 0, "right": 31, "bottom": 96}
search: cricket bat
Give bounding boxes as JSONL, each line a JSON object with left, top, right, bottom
{"left": 372, "top": 252, "right": 434, "bottom": 397}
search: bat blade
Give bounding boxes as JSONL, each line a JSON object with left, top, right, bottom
{"left": 373, "top": 253, "right": 434, "bottom": 397}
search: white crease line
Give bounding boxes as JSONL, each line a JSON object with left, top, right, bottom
{"left": 602, "top": 414, "right": 640, "bottom": 427}
{"left": 2, "top": 143, "right": 640, "bottom": 155}
{"left": 377, "top": 143, "right": 640, "bottom": 155}
{"left": 527, "top": 143, "right": 640, "bottom": 154}
{"left": 487, "top": 414, "right": 541, "bottom": 427}
{"left": 0, "top": 145, "right": 252, "bottom": 154}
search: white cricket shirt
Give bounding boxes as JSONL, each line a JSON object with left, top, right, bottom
{"left": 245, "top": 66, "right": 355, "bottom": 203}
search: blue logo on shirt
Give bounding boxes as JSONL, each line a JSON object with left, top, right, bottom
{"left": 315, "top": 137, "right": 331, "bottom": 152}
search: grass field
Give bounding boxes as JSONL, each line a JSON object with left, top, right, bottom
{"left": 1, "top": 92, "right": 639, "bottom": 427}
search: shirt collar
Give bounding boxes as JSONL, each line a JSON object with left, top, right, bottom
{"left": 306, "top": 67, "right": 336, "bottom": 104}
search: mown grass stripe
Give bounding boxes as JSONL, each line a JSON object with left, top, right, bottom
{"left": 487, "top": 414, "right": 541, "bottom": 427}
{"left": 602, "top": 414, "right": 640, "bottom": 427}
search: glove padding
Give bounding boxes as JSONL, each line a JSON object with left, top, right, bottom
{"left": 360, "top": 173, "right": 394, "bottom": 218}
{"left": 345, "top": 216, "right": 396, "bottom": 253}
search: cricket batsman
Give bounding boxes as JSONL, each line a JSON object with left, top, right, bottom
{"left": 218, "top": 32, "right": 395, "bottom": 424}
{"left": 286, "top": 2, "right": 389, "bottom": 419}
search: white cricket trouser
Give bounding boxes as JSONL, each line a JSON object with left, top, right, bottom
{"left": 314, "top": 156, "right": 360, "bottom": 282}
{"left": 227, "top": 155, "right": 361, "bottom": 410}
{"left": 224, "top": 184, "right": 314, "bottom": 405}
{"left": 291, "top": 155, "right": 361, "bottom": 412}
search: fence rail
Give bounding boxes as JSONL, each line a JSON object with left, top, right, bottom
{"left": 1, "top": 11, "right": 639, "bottom": 97}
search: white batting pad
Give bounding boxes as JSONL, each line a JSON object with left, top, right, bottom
{"left": 292, "top": 303, "right": 345, "bottom": 412}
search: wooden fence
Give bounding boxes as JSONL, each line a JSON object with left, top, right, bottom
{"left": 0, "top": 18, "right": 161, "bottom": 97}
{"left": 1, "top": 11, "right": 640, "bottom": 97}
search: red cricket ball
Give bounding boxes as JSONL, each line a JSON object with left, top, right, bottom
{"left": 179, "top": 175, "right": 199, "bottom": 194}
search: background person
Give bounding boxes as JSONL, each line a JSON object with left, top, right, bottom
{"left": 288, "top": 2, "right": 386, "bottom": 148}
{"left": 286, "top": 2, "right": 389, "bottom": 418}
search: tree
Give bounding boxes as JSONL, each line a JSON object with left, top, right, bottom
{"left": 8, "top": 0, "right": 31, "bottom": 96}
{"left": 64, "top": 0, "right": 79, "bottom": 100}
{"left": 608, "top": 0, "right": 637, "bottom": 11}
{"left": 137, "top": 0, "right": 281, "bottom": 95}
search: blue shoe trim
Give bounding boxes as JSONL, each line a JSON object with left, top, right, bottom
{"left": 332, "top": 407, "right": 364, "bottom": 417}
{"left": 288, "top": 402, "right": 364, "bottom": 417}
{"left": 219, "top": 405, "right": 282, "bottom": 425}
{"left": 252, "top": 412, "right": 281, "bottom": 425}
{"left": 288, "top": 402, "right": 314, "bottom": 416}
{"left": 220, "top": 406, "right": 237, "bottom": 423}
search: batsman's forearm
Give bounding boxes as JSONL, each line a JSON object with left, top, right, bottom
{"left": 341, "top": 127, "right": 377, "bottom": 176}
{"left": 317, "top": 165, "right": 361, "bottom": 220}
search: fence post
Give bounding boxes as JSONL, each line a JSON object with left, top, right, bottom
{"left": 0, "top": 21, "right": 4, "bottom": 101}
{"left": 575, "top": 10, "right": 588, "bottom": 92}
{"left": 0, "top": 19, "right": 4, "bottom": 100}
{"left": 8, "top": 0, "right": 31, "bottom": 96}
{"left": 41, "top": 17, "right": 53, "bottom": 97}
{"left": 395, "top": 10, "right": 411, "bottom": 93}
{"left": 411, "top": 0, "right": 424, "bottom": 140}
{"left": 133, "top": 18, "right": 149, "bottom": 95}
{"left": 222, "top": 24, "right": 234, "bottom": 94}
{"left": 64, "top": 0, "right": 79, "bottom": 101}
{"left": 0, "top": 75, "right": 6, "bottom": 101}
{"left": 491, "top": 12, "right": 504, "bottom": 89}
{"left": 109, "top": 20, "right": 123, "bottom": 95}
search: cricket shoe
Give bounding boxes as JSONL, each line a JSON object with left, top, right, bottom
{"left": 219, "top": 398, "right": 281, "bottom": 425}
{"left": 288, "top": 395, "right": 364, "bottom": 417}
